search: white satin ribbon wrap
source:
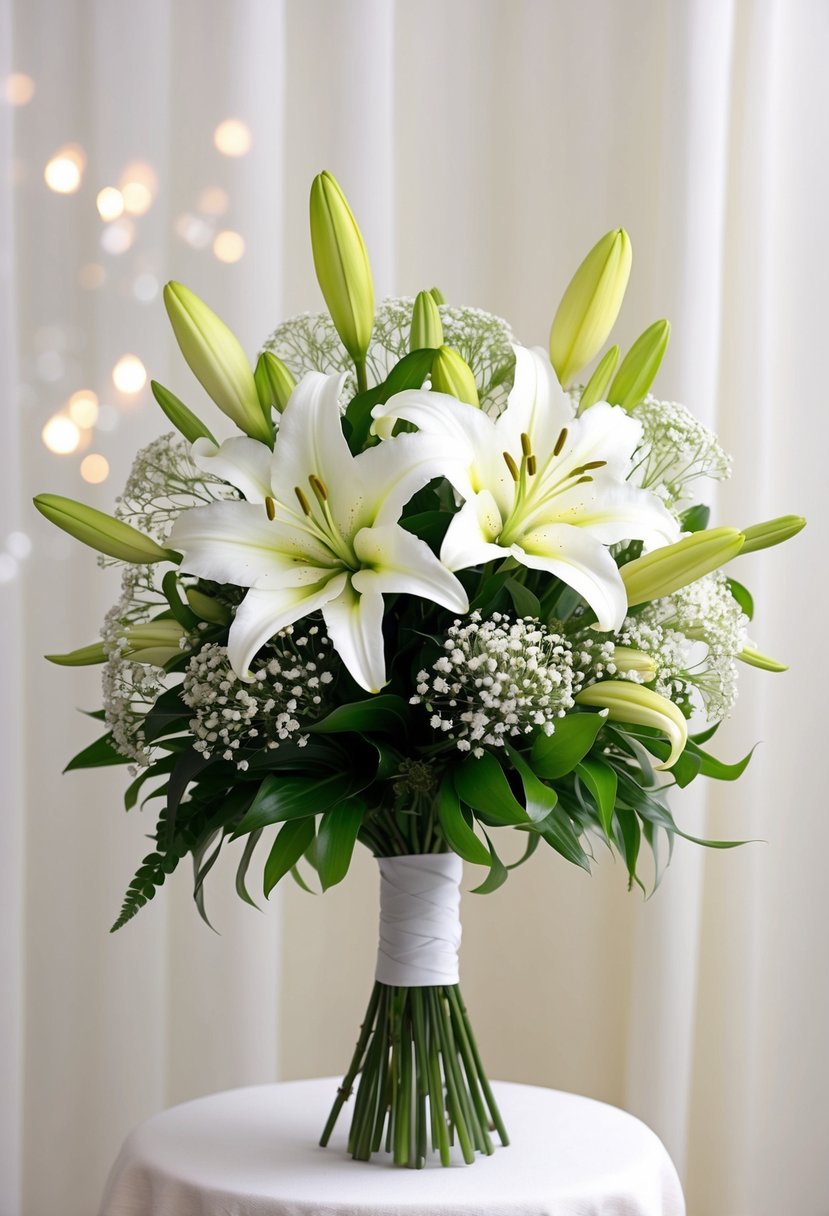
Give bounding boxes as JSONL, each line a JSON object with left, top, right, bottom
{"left": 375, "top": 853, "right": 462, "bottom": 987}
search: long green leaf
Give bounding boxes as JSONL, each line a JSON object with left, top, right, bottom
{"left": 453, "top": 752, "right": 528, "bottom": 825}
{"left": 264, "top": 818, "right": 316, "bottom": 896}
{"left": 576, "top": 759, "right": 618, "bottom": 839}
{"left": 310, "top": 694, "right": 409, "bottom": 737}
{"left": 503, "top": 742, "right": 558, "bottom": 822}
{"left": 234, "top": 771, "right": 351, "bottom": 836}
{"left": 685, "top": 739, "right": 756, "bottom": 781}
{"left": 316, "top": 801, "right": 365, "bottom": 890}
{"left": 436, "top": 779, "right": 492, "bottom": 867}
{"left": 470, "top": 831, "right": 509, "bottom": 894}
{"left": 344, "top": 348, "right": 435, "bottom": 451}
{"left": 235, "top": 829, "right": 263, "bottom": 907}
{"left": 64, "top": 732, "right": 130, "bottom": 772}
{"left": 530, "top": 713, "right": 606, "bottom": 779}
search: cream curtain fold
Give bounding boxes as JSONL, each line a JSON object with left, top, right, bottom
{"left": 2, "top": 2, "right": 826, "bottom": 1214}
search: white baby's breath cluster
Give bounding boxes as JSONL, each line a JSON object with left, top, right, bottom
{"left": 113, "top": 432, "right": 236, "bottom": 542}
{"left": 628, "top": 397, "right": 732, "bottom": 508}
{"left": 182, "top": 628, "right": 336, "bottom": 769}
{"left": 616, "top": 572, "right": 750, "bottom": 720}
{"left": 262, "top": 297, "right": 516, "bottom": 414}
{"left": 412, "top": 611, "right": 580, "bottom": 756}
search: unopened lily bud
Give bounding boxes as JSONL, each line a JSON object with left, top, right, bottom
{"left": 575, "top": 681, "right": 687, "bottom": 770}
{"left": 607, "top": 319, "right": 670, "bottom": 411}
{"left": 151, "top": 381, "right": 216, "bottom": 446}
{"left": 550, "top": 228, "right": 632, "bottom": 387}
{"left": 578, "top": 344, "right": 620, "bottom": 413}
{"left": 431, "top": 345, "right": 479, "bottom": 406}
{"left": 186, "top": 587, "right": 232, "bottom": 625}
{"left": 611, "top": 646, "right": 657, "bottom": 680}
{"left": 254, "top": 351, "right": 296, "bottom": 415}
{"left": 46, "top": 642, "right": 107, "bottom": 666}
{"left": 163, "top": 282, "right": 272, "bottom": 444}
{"left": 738, "top": 646, "right": 788, "bottom": 673}
{"left": 309, "top": 170, "right": 374, "bottom": 365}
{"left": 429, "top": 286, "right": 446, "bottom": 305}
{"left": 739, "top": 515, "right": 806, "bottom": 555}
{"left": 621, "top": 527, "right": 744, "bottom": 607}
{"left": 33, "top": 494, "right": 177, "bottom": 564}
{"left": 410, "top": 290, "right": 444, "bottom": 351}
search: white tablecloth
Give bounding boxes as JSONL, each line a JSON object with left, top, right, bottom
{"left": 99, "top": 1077, "right": 685, "bottom": 1216}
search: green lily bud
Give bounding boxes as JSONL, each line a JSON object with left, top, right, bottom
{"left": 46, "top": 642, "right": 107, "bottom": 666}
{"left": 431, "top": 345, "right": 479, "bottom": 407}
{"left": 611, "top": 646, "right": 657, "bottom": 680}
{"left": 621, "top": 527, "right": 745, "bottom": 607}
{"left": 309, "top": 170, "right": 374, "bottom": 368}
{"left": 410, "top": 290, "right": 444, "bottom": 351}
{"left": 550, "top": 228, "right": 632, "bottom": 387}
{"left": 577, "top": 344, "right": 620, "bottom": 413}
{"left": 150, "top": 380, "right": 216, "bottom": 446}
{"left": 186, "top": 587, "right": 232, "bottom": 625}
{"left": 429, "top": 286, "right": 446, "bottom": 305}
{"left": 254, "top": 351, "right": 296, "bottom": 416}
{"left": 739, "top": 515, "right": 806, "bottom": 555}
{"left": 33, "top": 494, "right": 177, "bottom": 564}
{"left": 163, "top": 281, "right": 272, "bottom": 445}
{"left": 738, "top": 646, "right": 788, "bottom": 673}
{"left": 607, "top": 319, "right": 670, "bottom": 411}
{"left": 575, "top": 681, "right": 687, "bottom": 770}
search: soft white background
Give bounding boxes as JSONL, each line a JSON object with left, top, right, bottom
{"left": 1, "top": 2, "right": 827, "bottom": 1213}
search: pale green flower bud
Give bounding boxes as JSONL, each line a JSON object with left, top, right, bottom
{"left": 254, "top": 351, "right": 296, "bottom": 415}
{"left": 575, "top": 681, "right": 687, "bottom": 770}
{"left": 150, "top": 380, "right": 216, "bottom": 446}
{"left": 431, "top": 345, "right": 479, "bottom": 407}
{"left": 186, "top": 587, "right": 232, "bottom": 625}
{"left": 611, "top": 646, "right": 658, "bottom": 680}
{"left": 429, "top": 286, "right": 446, "bottom": 305}
{"left": 309, "top": 170, "right": 375, "bottom": 366}
{"left": 738, "top": 514, "right": 806, "bottom": 555}
{"left": 33, "top": 494, "right": 177, "bottom": 564}
{"left": 46, "top": 642, "right": 107, "bottom": 666}
{"left": 550, "top": 228, "right": 632, "bottom": 387}
{"left": 577, "top": 344, "right": 620, "bottom": 413}
{"left": 737, "top": 646, "right": 788, "bottom": 673}
{"left": 163, "top": 282, "right": 272, "bottom": 444}
{"left": 410, "top": 290, "right": 444, "bottom": 351}
{"left": 621, "top": 527, "right": 745, "bottom": 607}
{"left": 607, "top": 319, "right": 670, "bottom": 411}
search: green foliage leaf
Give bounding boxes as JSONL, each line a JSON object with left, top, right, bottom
{"left": 264, "top": 817, "right": 316, "bottom": 896}
{"left": 316, "top": 801, "right": 365, "bottom": 890}
{"left": 234, "top": 770, "right": 352, "bottom": 836}
{"left": 65, "top": 732, "right": 130, "bottom": 772}
{"left": 575, "top": 759, "right": 618, "bottom": 839}
{"left": 530, "top": 713, "right": 606, "bottom": 779}
{"left": 679, "top": 503, "right": 711, "bottom": 533}
{"left": 344, "top": 348, "right": 435, "bottom": 452}
{"left": 684, "top": 738, "right": 756, "bottom": 781}
{"left": 726, "top": 577, "right": 754, "bottom": 621}
{"left": 310, "top": 694, "right": 409, "bottom": 737}
{"left": 235, "top": 829, "right": 263, "bottom": 907}
{"left": 453, "top": 752, "right": 528, "bottom": 825}
{"left": 161, "top": 570, "right": 200, "bottom": 629}
{"left": 399, "top": 510, "right": 451, "bottom": 548}
{"left": 530, "top": 807, "right": 591, "bottom": 871}
{"left": 502, "top": 742, "right": 558, "bottom": 822}
{"left": 504, "top": 578, "right": 541, "bottom": 620}
{"left": 470, "top": 831, "right": 509, "bottom": 894}
{"left": 436, "top": 779, "right": 492, "bottom": 866}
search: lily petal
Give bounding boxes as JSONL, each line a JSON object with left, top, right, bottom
{"left": 440, "top": 491, "right": 507, "bottom": 572}
{"left": 494, "top": 345, "right": 573, "bottom": 454}
{"left": 523, "top": 480, "right": 679, "bottom": 548}
{"left": 517, "top": 522, "right": 628, "bottom": 631}
{"left": 351, "top": 524, "right": 469, "bottom": 610}
{"left": 322, "top": 580, "right": 387, "bottom": 693}
{"left": 191, "top": 435, "right": 273, "bottom": 503}
{"left": 271, "top": 371, "right": 354, "bottom": 528}
{"left": 354, "top": 432, "right": 467, "bottom": 528}
{"left": 169, "top": 500, "right": 299, "bottom": 587}
{"left": 228, "top": 572, "right": 348, "bottom": 676}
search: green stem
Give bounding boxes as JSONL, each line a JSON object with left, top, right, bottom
{"left": 452, "top": 986, "right": 509, "bottom": 1146}
{"left": 430, "top": 987, "right": 475, "bottom": 1164}
{"left": 320, "top": 981, "right": 381, "bottom": 1147}
{"left": 355, "top": 359, "right": 368, "bottom": 393}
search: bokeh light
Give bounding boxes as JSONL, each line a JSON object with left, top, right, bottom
{"left": 5, "top": 73, "right": 35, "bottom": 106}
{"left": 100, "top": 218, "right": 135, "bottom": 255}
{"left": 213, "top": 229, "right": 245, "bottom": 263}
{"left": 175, "top": 212, "right": 212, "bottom": 249}
{"left": 95, "top": 405, "right": 120, "bottom": 433}
{"left": 198, "top": 186, "right": 229, "bottom": 216}
{"left": 214, "top": 119, "right": 251, "bottom": 157}
{"left": 96, "top": 187, "right": 124, "bottom": 221}
{"left": 80, "top": 454, "right": 110, "bottom": 484}
{"left": 68, "top": 389, "right": 99, "bottom": 428}
{"left": 44, "top": 146, "right": 86, "bottom": 194}
{"left": 6, "top": 532, "right": 32, "bottom": 560}
{"left": 112, "top": 354, "right": 146, "bottom": 395}
{"left": 42, "top": 414, "right": 81, "bottom": 454}
{"left": 132, "top": 273, "right": 159, "bottom": 303}
{"left": 79, "top": 263, "right": 106, "bottom": 290}
{"left": 122, "top": 181, "right": 153, "bottom": 215}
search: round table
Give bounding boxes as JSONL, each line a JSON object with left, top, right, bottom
{"left": 99, "top": 1077, "right": 685, "bottom": 1216}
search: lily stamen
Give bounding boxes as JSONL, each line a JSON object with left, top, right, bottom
{"left": 309, "top": 473, "right": 329, "bottom": 503}
{"left": 265, "top": 496, "right": 276, "bottom": 521}
{"left": 526, "top": 455, "right": 537, "bottom": 476}
{"left": 553, "top": 427, "right": 568, "bottom": 456}
{"left": 520, "top": 432, "right": 532, "bottom": 457}
{"left": 503, "top": 451, "right": 520, "bottom": 481}
{"left": 295, "top": 486, "right": 312, "bottom": 516}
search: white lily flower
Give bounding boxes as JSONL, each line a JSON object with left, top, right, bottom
{"left": 169, "top": 371, "right": 468, "bottom": 692}
{"left": 372, "top": 345, "right": 678, "bottom": 632}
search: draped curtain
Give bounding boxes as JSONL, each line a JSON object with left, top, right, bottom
{"left": 1, "top": 2, "right": 826, "bottom": 1214}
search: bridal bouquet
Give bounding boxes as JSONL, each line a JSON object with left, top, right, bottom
{"left": 36, "top": 171, "right": 804, "bottom": 1168}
